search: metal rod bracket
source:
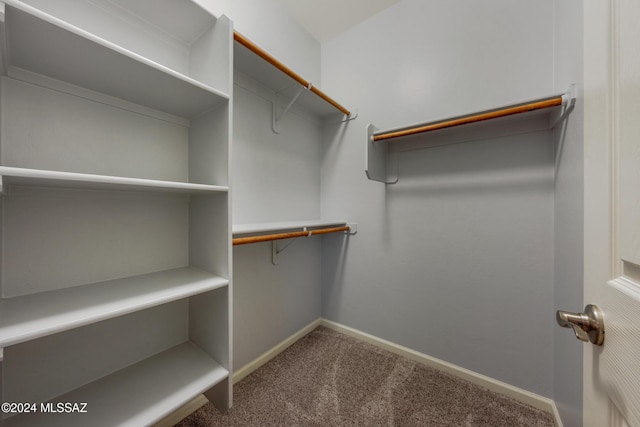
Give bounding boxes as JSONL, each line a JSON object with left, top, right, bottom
{"left": 272, "top": 83, "right": 312, "bottom": 134}
{"left": 340, "top": 108, "right": 359, "bottom": 123}
{"left": 271, "top": 238, "right": 291, "bottom": 265}
{"left": 346, "top": 223, "right": 358, "bottom": 235}
{"left": 550, "top": 83, "right": 577, "bottom": 128}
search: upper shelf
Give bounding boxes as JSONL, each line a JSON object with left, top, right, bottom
{"left": 233, "top": 31, "right": 352, "bottom": 120}
{"left": 0, "top": 167, "right": 229, "bottom": 195}
{"left": 0, "top": 0, "right": 230, "bottom": 118}
{"left": 366, "top": 86, "right": 577, "bottom": 183}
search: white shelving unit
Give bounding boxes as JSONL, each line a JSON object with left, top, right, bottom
{"left": 0, "top": 0, "right": 233, "bottom": 424}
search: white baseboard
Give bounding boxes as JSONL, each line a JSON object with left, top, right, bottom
{"left": 319, "top": 319, "right": 562, "bottom": 427}
{"left": 151, "top": 394, "right": 209, "bottom": 427}
{"left": 232, "top": 318, "right": 323, "bottom": 384}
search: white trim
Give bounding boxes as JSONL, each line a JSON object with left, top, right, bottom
{"left": 319, "top": 319, "right": 562, "bottom": 427}
{"left": 551, "top": 404, "right": 565, "bottom": 427}
{"left": 232, "top": 318, "right": 322, "bottom": 383}
{"left": 151, "top": 394, "right": 208, "bottom": 427}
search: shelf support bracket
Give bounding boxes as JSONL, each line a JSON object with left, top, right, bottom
{"left": 271, "top": 228, "right": 310, "bottom": 264}
{"left": 272, "top": 83, "right": 312, "bottom": 134}
{"left": 365, "top": 124, "right": 398, "bottom": 184}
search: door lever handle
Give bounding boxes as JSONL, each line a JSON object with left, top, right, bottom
{"left": 556, "top": 304, "right": 605, "bottom": 346}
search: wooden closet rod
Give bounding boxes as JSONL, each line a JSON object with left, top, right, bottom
{"left": 373, "top": 96, "right": 564, "bottom": 142}
{"left": 233, "top": 226, "right": 351, "bottom": 246}
{"left": 233, "top": 31, "right": 351, "bottom": 117}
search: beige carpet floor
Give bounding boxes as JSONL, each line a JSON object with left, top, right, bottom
{"left": 177, "top": 326, "right": 555, "bottom": 426}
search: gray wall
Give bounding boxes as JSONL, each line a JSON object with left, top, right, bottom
{"left": 320, "top": 0, "right": 557, "bottom": 397}
{"left": 552, "top": 0, "right": 584, "bottom": 426}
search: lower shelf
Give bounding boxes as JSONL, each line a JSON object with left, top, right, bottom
{"left": 3, "top": 341, "right": 228, "bottom": 427}
{"left": 0, "top": 267, "right": 229, "bottom": 347}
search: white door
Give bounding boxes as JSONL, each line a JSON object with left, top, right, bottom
{"left": 583, "top": 0, "right": 640, "bottom": 426}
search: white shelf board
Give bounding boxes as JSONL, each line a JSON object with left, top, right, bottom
{"left": 0, "top": 267, "right": 229, "bottom": 347}
{"left": 2, "top": 1, "right": 229, "bottom": 118}
{"left": 233, "top": 220, "right": 348, "bottom": 236}
{"left": 2, "top": 342, "right": 228, "bottom": 427}
{"left": 234, "top": 40, "right": 344, "bottom": 120}
{"left": 0, "top": 167, "right": 228, "bottom": 194}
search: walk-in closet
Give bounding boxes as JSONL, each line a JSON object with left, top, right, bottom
{"left": 1, "top": 0, "right": 635, "bottom": 426}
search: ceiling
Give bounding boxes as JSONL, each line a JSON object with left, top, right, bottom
{"left": 277, "top": 0, "right": 401, "bottom": 43}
